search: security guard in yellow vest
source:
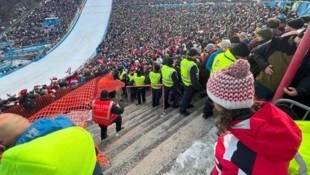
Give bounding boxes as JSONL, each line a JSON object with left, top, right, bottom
{"left": 211, "top": 42, "right": 250, "bottom": 74}
{"left": 128, "top": 69, "right": 137, "bottom": 101}
{"left": 118, "top": 67, "right": 128, "bottom": 96}
{"left": 149, "top": 64, "right": 162, "bottom": 107}
{"left": 180, "top": 48, "right": 204, "bottom": 116}
{"left": 161, "top": 57, "right": 181, "bottom": 109}
{"left": 131, "top": 69, "right": 146, "bottom": 105}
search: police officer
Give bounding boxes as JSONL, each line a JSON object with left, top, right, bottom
{"left": 180, "top": 48, "right": 203, "bottom": 116}
{"left": 149, "top": 64, "right": 162, "bottom": 107}
{"left": 92, "top": 90, "right": 124, "bottom": 140}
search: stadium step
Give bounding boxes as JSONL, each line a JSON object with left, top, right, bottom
{"left": 99, "top": 95, "right": 211, "bottom": 175}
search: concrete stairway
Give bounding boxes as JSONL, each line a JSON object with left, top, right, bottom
{"left": 87, "top": 92, "right": 216, "bottom": 175}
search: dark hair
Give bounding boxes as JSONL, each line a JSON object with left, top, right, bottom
{"left": 100, "top": 90, "right": 109, "bottom": 100}
{"left": 216, "top": 108, "right": 254, "bottom": 135}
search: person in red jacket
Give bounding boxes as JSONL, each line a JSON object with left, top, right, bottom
{"left": 206, "top": 59, "right": 302, "bottom": 175}
{"left": 92, "top": 90, "right": 124, "bottom": 140}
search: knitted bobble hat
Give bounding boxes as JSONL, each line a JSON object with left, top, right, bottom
{"left": 207, "top": 59, "right": 255, "bottom": 109}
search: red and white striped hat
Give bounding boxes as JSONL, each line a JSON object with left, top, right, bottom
{"left": 207, "top": 59, "right": 255, "bottom": 109}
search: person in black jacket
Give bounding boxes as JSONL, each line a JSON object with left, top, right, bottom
{"left": 253, "top": 30, "right": 305, "bottom": 100}
{"left": 284, "top": 50, "right": 310, "bottom": 109}
{"left": 248, "top": 28, "right": 273, "bottom": 78}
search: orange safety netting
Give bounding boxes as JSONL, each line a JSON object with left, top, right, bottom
{"left": 28, "top": 73, "right": 124, "bottom": 123}
{"left": 28, "top": 77, "right": 99, "bottom": 125}
{"left": 26, "top": 73, "right": 124, "bottom": 168}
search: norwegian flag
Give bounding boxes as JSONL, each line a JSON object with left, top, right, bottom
{"left": 65, "top": 67, "right": 72, "bottom": 75}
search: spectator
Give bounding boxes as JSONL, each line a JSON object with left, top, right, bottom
{"left": 207, "top": 59, "right": 301, "bottom": 175}
{"left": 282, "top": 18, "right": 305, "bottom": 37}
{"left": 0, "top": 113, "right": 103, "bottom": 175}
{"left": 253, "top": 29, "right": 305, "bottom": 100}
{"left": 18, "top": 89, "right": 36, "bottom": 110}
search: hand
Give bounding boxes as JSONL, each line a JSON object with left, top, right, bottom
{"left": 283, "top": 87, "right": 298, "bottom": 97}
{"left": 264, "top": 65, "right": 273, "bottom": 75}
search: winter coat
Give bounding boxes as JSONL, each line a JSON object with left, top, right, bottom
{"left": 0, "top": 117, "right": 97, "bottom": 175}
{"left": 254, "top": 35, "right": 298, "bottom": 90}
{"left": 285, "top": 51, "right": 310, "bottom": 106}
{"left": 212, "top": 103, "right": 302, "bottom": 175}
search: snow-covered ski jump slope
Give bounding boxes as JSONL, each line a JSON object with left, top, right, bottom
{"left": 0, "top": 0, "right": 112, "bottom": 98}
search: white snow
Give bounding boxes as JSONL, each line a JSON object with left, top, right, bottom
{"left": 0, "top": 0, "right": 112, "bottom": 98}
{"left": 166, "top": 126, "right": 218, "bottom": 175}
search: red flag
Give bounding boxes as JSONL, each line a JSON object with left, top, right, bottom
{"left": 65, "top": 67, "right": 71, "bottom": 74}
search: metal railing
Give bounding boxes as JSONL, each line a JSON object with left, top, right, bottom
{"left": 126, "top": 84, "right": 165, "bottom": 109}
{"left": 273, "top": 99, "right": 310, "bottom": 120}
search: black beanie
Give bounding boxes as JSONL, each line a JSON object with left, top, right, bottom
{"left": 100, "top": 90, "right": 109, "bottom": 99}
{"left": 187, "top": 48, "right": 200, "bottom": 56}
{"left": 230, "top": 42, "right": 250, "bottom": 57}
{"left": 287, "top": 18, "right": 304, "bottom": 30}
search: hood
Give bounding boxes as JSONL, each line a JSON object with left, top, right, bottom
{"left": 230, "top": 103, "right": 302, "bottom": 161}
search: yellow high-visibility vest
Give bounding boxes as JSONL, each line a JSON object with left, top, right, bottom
{"left": 161, "top": 65, "right": 176, "bottom": 87}
{"left": 149, "top": 71, "right": 161, "bottom": 89}
{"left": 0, "top": 127, "right": 96, "bottom": 175}
{"left": 180, "top": 58, "right": 198, "bottom": 86}
{"left": 211, "top": 49, "right": 236, "bottom": 74}
{"left": 134, "top": 76, "right": 145, "bottom": 86}
{"left": 289, "top": 121, "right": 310, "bottom": 175}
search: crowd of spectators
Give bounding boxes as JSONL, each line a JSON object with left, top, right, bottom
{"left": 0, "top": 0, "right": 42, "bottom": 33}
{"left": 1, "top": 1, "right": 309, "bottom": 116}
{"left": 1, "top": 0, "right": 83, "bottom": 48}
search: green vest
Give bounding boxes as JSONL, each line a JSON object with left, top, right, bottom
{"left": 180, "top": 58, "right": 198, "bottom": 86}
{"left": 149, "top": 71, "right": 161, "bottom": 89}
{"left": 161, "top": 65, "right": 176, "bottom": 87}
{"left": 118, "top": 71, "right": 127, "bottom": 80}
{"left": 211, "top": 49, "right": 236, "bottom": 74}
{"left": 134, "top": 75, "right": 145, "bottom": 86}
{"left": 289, "top": 121, "right": 310, "bottom": 175}
{"left": 0, "top": 127, "right": 96, "bottom": 175}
